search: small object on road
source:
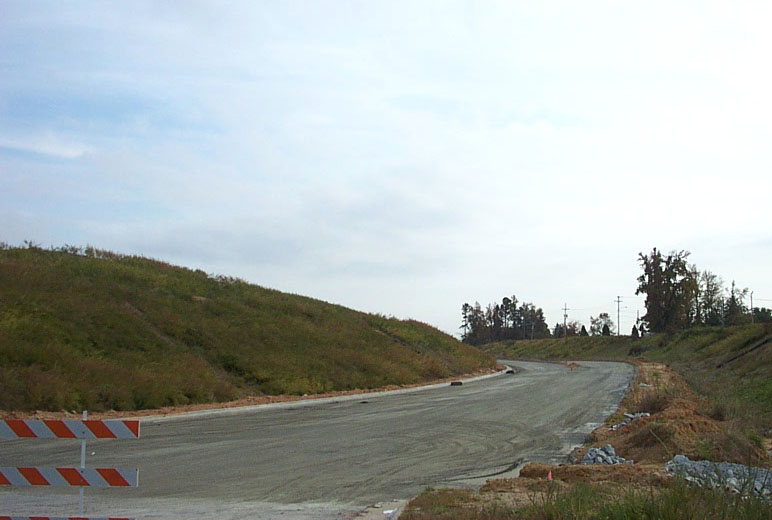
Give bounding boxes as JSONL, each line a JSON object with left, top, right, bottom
{"left": 360, "top": 400, "right": 369, "bottom": 404}
{"left": 450, "top": 381, "right": 463, "bottom": 386}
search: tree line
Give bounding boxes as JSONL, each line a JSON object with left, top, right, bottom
{"left": 553, "top": 312, "right": 619, "bottom": 338}
{"left": 460, "top": 247, "right": 771, "bottom": 345}
{"left": 636, "top": 248, "right": 771, "bottom": 333}
{"left": 460, "top": 297, "right": 550, "bottom": 345}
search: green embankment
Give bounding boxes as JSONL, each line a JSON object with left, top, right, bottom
{"left": 0, "top": 246, "right": 494, "bottom": 412}
{"left": 483, "top": 325, "right": 772, "bottom": 422}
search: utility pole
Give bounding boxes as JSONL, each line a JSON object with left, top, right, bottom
{"left": 563, "top": 303, "right": 569, "bottom": 338}
{"left": 615, "top": 296, "right": 623, "bottom": 336}
{"left": 751, "top": 291, "right": 754, "bottom": 323}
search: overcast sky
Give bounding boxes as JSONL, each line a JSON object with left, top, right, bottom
{"left": 2, "top": 2, "right": 771, "bottom": 336}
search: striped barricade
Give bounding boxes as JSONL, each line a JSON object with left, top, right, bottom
{"left": 0, "top": 420, "right": 139, "bottom": 440}
{"left": 1, "top": 416, "right": 139, "bottom": 519}
{"left": 0, "top": 467, "right": 138, "bottom": 487}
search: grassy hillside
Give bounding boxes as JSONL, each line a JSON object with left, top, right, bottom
{"left": 0, "top": 245, "right": 494, "bottom": 412}
{"left": 483, "top": 324, "right": 772, "bottom": 422}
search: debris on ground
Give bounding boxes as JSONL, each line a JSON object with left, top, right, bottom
{"left": 665, "top": 454, "right": 772, "bottom": 499}
{"left": 581, "top": 444, "right": 633, "bottom": 465}
{"left": 610, "top": 412, "right": 650, "bottom": 431}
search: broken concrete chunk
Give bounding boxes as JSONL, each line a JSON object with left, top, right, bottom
{"left": 665, "top": 455, "right": 772, "bottom": 498}
{"left": 581, "top": 445, "right": 633, "bottom": 466}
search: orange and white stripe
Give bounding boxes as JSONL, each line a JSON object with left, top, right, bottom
{"left": 0, "top": 467, "right": 138, "bottom": 487}
{"left": 0, "top": 420, "right": 139, "bottom": 439}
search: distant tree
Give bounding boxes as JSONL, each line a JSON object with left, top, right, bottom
{"left": 500, "top": 297, "right": 512, "bottom": 331}
{"left": 631, "top": 325, "right": 639, "bottom": 338}
{"left": 460, "top": 303, "right": 472, "bottom": 338}
{"left": 590, "top": 313, "right": 615, "bottom": 336}
{"left": 753, "top": 307, "right": 772, "bottom": 323}
{"left": 602, "top": 323, "right": 611, "bottom": 336}
{"left": 699, "top": 270, "right": 725, "bottom": 326}
{"left": 636, "top": 248, "right": 696, "bottom": 333}
{"left": 461, "top": 301, "right": 487, "bottom": 345}
{"left": 724, "top": 281, "right": 749, "bottom": 326}
{"left": 580, "top": 325, "right": 589, "bottom": 336}
{"left": 553, "top": 323, "right": 564, "bottom": 337}
{"left": 639, "top": 323, "right": 646, "bottom": 336}
{"left": 461, "top": 295, "right": 549, "bottom": 344}
{"left": 562, "top": 320, "right": 582, "bottom": 337}
{"left": 519, "top": 302, "right": 550, "bottom": 339}
{"left": 487, "top": 303, "right": 502, "bottom": 340}
{"left": 687, "top": 264, "right": 701, "bottom": 325}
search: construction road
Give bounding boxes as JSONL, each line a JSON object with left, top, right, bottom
{"left": 0, "top": 360, "right": 635, "bottom": 519}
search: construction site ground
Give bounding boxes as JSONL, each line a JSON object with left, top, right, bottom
{"left": 401, "top": 360, "right": 772, "bottom": 519}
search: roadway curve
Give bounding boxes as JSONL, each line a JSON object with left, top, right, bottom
{"left": 1, "top": 360, "right": 634, "bottom": 519}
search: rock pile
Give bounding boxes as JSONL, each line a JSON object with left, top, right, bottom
{"left": 610, "top": 412, "right": 650, "bottom": 431}
{"left": 581, "top": 444, "right": 633, "bottom": 465}
{"left": 665, "top": 455, "right": 772, "bottom": 498}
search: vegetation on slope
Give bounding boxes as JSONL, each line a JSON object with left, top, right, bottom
{"left": 0, "top": 245, "right": 493, "bottom": 412}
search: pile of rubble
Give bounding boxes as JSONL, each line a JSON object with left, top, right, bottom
{"left": 665, "top": 455, "right": 772, "bottom": 498}
{"left": 581, "top": 444, "right": 633, "bottom": 465}
{"left": 610, "top": 412, "right": 650, "bottom": 431}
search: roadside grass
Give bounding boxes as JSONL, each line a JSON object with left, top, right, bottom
{"left": 483, "top": 326, "right": 772, "bottom": 445}
{"left": 0, "top": 245, "right": 494, "bottom": 412}
{"left": 401, "top": 480, "right": 772, "bottom": 520}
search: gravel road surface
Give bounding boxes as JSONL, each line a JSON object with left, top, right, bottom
{"left": 0, "top": 360, "right": 634, "bottom": 519}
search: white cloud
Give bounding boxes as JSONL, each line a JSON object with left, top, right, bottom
{"left": 2, "top": 1, "right": 772, "bottom": 335}
{"left": 0, "top": 134, "right": 92, "bottom": 159}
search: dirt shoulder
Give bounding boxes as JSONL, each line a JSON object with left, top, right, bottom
{"left": 0, "top": 365, "right": 506, "bottom": 421}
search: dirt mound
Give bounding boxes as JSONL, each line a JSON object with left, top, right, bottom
{"left": 581, "top": 361, "right": 770, "bottom": 466}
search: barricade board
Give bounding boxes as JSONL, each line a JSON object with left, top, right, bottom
{"left": 0, "top": 467, "right": 138, "bottom": 487}
{"left": 0, "top": 420, "right": 139, "bottom": 440}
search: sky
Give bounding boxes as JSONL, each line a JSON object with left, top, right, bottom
{"left": 2, "top": 1, "right": 772, "bottom": 337}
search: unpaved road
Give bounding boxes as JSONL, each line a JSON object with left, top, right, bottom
{"left": 0, "top": 360, "right": 634, "bottom": 519}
